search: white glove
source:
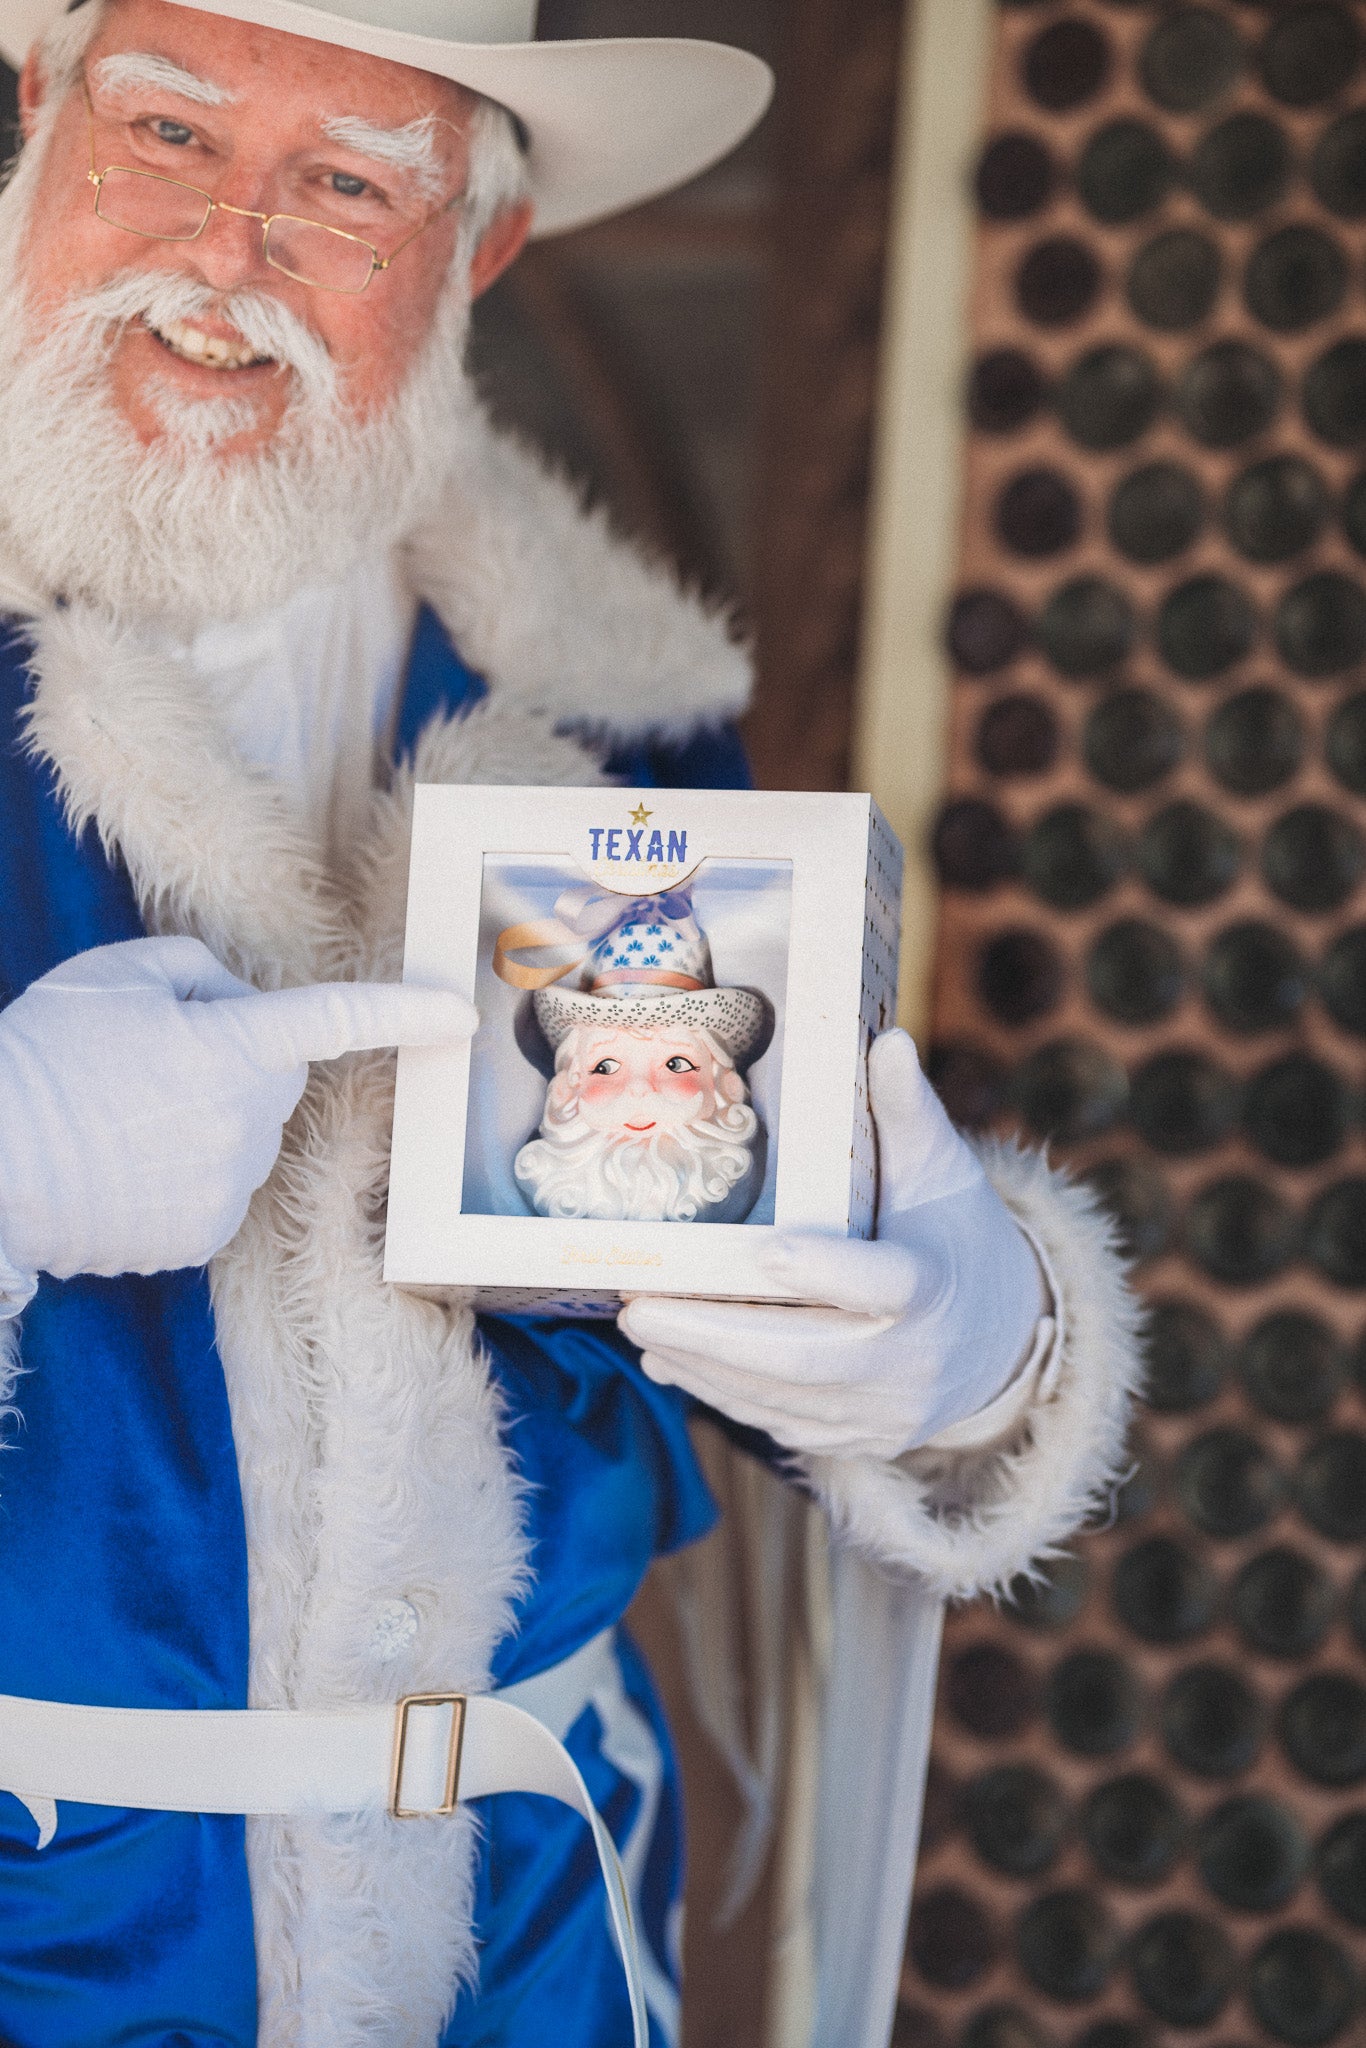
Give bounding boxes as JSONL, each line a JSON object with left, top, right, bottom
{"left": 618, "top": 1029, "right": 1048, "bottom": 1459}
{"left": 0, "top": 936, "right": 477, "bottom": 1292}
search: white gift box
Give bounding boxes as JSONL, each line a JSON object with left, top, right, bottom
{"left": 385, "top": 786, "right": 903, "bottom": 1313}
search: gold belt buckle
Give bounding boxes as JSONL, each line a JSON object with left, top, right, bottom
{"left": 389, "top": 1693, "right": 467, "bottom": 1818}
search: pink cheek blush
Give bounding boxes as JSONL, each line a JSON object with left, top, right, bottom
{"left": 582, "top": 1072, "right": 629, "bottom": 1107}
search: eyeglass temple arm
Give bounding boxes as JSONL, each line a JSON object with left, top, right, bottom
{"left": 373, "top": 182, "right": 467, "bottom": 273}
{"left": 82, "top": 76, "right": 101, "bottom": 185}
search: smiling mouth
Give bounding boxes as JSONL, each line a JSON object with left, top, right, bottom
{"left": 145, "top": 316, "right": 274, "bottom": 371}
{"left": 623, "top": 1121, "right": 657, "bottom": 1132}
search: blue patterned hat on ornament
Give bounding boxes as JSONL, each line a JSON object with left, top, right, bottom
{"left": 532, "top": 891, "right": 770, "bottom": 1064}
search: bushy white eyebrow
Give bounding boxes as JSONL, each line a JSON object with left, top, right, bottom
{"left": 320, "top": 112, "right": 450, "bottom": 202}
{"left": 92, "top": 52, "right": 237, "bottom": 107}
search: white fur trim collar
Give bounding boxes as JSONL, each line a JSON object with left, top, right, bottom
{"left": 404, "top": 407, "right": 750, "bottom": 743}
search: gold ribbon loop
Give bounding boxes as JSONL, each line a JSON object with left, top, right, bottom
{"left": 492, "top": 918, "right": 586, "bottom": 991}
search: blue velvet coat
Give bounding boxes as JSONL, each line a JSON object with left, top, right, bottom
{"left": 0, "top": 609, "right": 749, "bottom": 2048}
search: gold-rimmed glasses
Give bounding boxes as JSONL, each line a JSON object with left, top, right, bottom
{"left": 82, "top": 78, "right": 461, "bottom": 295}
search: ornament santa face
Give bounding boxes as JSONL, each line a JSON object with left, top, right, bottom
{"left": 513, "top": 897, "right": 770, "bottom": 1223}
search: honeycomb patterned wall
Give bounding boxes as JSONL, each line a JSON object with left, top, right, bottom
{"left": 904, "top": 5, "right": 1366, "bottom": 2046}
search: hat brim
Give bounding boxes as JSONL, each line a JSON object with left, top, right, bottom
{"left": 4, "top": 0, "right": 773, "bottom": 238}
{"left": 533, "top": 982, "right": 772, "bottom": 1064}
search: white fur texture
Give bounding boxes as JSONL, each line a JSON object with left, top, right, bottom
{"left": 405, "top": 414, "right": 749, "bottom": 743}
{"left": 804, "top": 1139, "right": 1146, "bottom": 1603}
{"left": 21, "top": 608, "right": 345, "bottom": 988}
{"left": 0, "top": 1318, "right": 20, "bottom": 1433}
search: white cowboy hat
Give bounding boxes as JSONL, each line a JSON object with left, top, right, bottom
{"left": 0, "top": 0, "right": 773, "bottom": 237}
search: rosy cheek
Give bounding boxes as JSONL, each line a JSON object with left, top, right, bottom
{"left": 582, "top": 1073, "right": 626, "bottom": 1107}
{"left": 659, "top": 1071, "right": 705, "bottom": 1104}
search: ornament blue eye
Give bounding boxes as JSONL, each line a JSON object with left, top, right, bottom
{"left": 664, "top": 1056, "right": 698, "bottom": 1073}
{"left": 591, "top": 1058, "right": 621, "bottom": 1075}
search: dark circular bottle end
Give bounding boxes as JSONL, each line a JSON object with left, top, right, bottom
{"left": 908, "top": 1886, "right": 998, "bottom": 1991}
{"left": 1190, "top": 111, "right": 1291, "bottom": 222}
{"left": 947, "top": 586, "right": 1028, "bottom": 673}
{"left": 1205, "top": 685, "right": 1304, "bottom": 794}
{"left": 968, "top": 348, "right": 1047, "bottom": 435}
{"left": 1140, "top": 8, "right": 1243, "bottom": 115}
{"left": 1144, "top": 1300, "right": 1228, "bottom": 1412}
{"left": 1232, "top": 1545, "right": 1337, "bottom": 1659}
{"left": 1018, "top": 236, "right": 1102, "bottom": 328}
{"left": 1203, "top": 920, "right": 1306, "bottom": 1035}
{"left": 976, "top": 130, "right": 1054, "bottom": 220}
{"left": 1017, "top": 1888, "right": 1119, "bottom": 2002}
{"left": 1047, "top": 1647, "right": 1143, "bottom": 1757}
{"left": 976, "top": 692, "right": 1059, "bottom": 778}
{"left": 1197, "top": 1793, "right": 1309, "bottom": 1913}
{"left": 1099, "top": 928, "right": 1190, "bottom": 1044}
{"left": 1184, "top": 1174, "right": 1297, "bottom": 1286}
{"left": 1162, "top": 1660, "right": 1266, "bottom": 1777}
{"left": 1130, "top": 1909, "right": 1236, "bottom": 2028}
{"left": 933, "top": 797, "right": 1020, "bottom": 891}
{"left": 946, "top": 1642, "right": 1039, "bottom": 1739}
{"left": 1280, "top": 1671, "right": 1366, "bottom": 1786}
{"left": 1128, "top": 229, "right": 1222, "bottom": 331}
{"left": 1084, "top": 690, "right": 1184, "bottom": 794}
{"left": 1114, "top": 1536, "right": 1218, "bottom": 1644}
{"left": 1248, "top": 1925, "right": 1359, "bottom": 2047}
{"left": 1023, "top": 17, "right": 1112, "bottom": 112}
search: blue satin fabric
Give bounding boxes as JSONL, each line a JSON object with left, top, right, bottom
{"left": 0, "top": 610, "right": 743, "bottom": 2045}
{"left": 0, "top": 624, "right": 258, "bottom": 2047}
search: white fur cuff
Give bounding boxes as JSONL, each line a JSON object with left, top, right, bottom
{"left": 0, "top": 1232, "right": 36, "bottom": 1321}
{"left": 800, "top": 1142, "right": 1145, "bottom": 1603}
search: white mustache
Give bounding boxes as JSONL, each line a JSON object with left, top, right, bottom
{"left": 48, "top": 266, "right": 339, "bottom": 409}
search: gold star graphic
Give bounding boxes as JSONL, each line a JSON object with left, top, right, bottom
{"left": 629, "top": 803, "right": 653, "bottom": 827}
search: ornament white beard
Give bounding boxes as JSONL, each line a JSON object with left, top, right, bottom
{"left": 515, "top": 1026, "right": 761, "bottom": 1223}
{"left": 0, "top": 111, "right": 474, "bottom": 628}
{"left": 516, "top": 1113, "right": 760, "bottom": 1222}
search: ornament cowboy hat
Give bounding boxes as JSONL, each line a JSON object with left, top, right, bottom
{"left": 495, "top": 887, "right": 772, "bottom": 1065}
{"left": 0, "top": 0, "right": 774, "bottom": 237}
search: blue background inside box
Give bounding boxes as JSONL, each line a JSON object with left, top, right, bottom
{"left": 462, "top": 854, "right": 793, "bottom": 1225}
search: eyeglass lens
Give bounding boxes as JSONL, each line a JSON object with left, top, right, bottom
{"left": 95, "top": 166, "right": 209, "bottom": 241}
{"left": 264, "top": 217, "right": 375, "bottom": 294}
{"left": 94, "top": 167, "right": 377, "bottom": 292}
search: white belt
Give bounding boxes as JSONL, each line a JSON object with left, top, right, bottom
{"left": 0, "top": 1629, "right": 647, "bottom": 2048}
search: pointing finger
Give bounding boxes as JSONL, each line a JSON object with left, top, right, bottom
{"left": 222, "top": 981, "right": 479, "bottom": 1072}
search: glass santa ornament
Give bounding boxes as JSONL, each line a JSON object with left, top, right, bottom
{"left": 515, "top": 895, "right": 772, "bottom": 1223}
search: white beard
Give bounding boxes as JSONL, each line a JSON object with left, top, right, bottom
{"left": 514, "top": 1101, "right": 761, "bottom": 1223}
{"left": 0, "top": 113, "right": 474, "bottom": 628}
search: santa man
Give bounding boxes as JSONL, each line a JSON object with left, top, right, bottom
{"left": 0, "top": 1, "right": 1142, "bottom": 2043}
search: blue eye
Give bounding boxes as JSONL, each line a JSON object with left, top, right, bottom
{"left": 152, "top": 118, "right": 194, "bottom": 145}
{"left": 664, "top": 1056, "right": 698, "bottom": 1073}
{"left": 329, "top": 171, "right": 369, "bottom": 198}
{"left": 591, "top": 1058, "right": 621, "bottom": 1076}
